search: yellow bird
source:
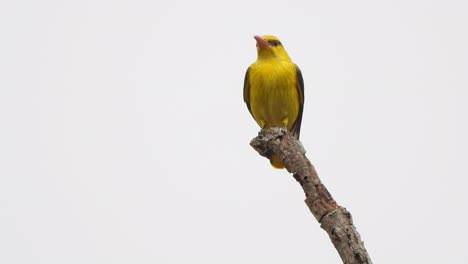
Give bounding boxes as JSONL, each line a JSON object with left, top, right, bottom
{"left": 244, "top": 35, "right": 305, "bottom": 169}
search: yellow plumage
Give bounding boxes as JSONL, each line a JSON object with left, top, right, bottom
{"left": 244, "top": 35, "right": 305, "bottom": 169}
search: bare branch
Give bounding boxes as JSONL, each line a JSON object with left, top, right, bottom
{"left": 250, "top": 128, "right": 372, "bottom": 264}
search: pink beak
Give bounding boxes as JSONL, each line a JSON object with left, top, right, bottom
{"left": 254, "top": 35, "right": 270, "bottom": 48}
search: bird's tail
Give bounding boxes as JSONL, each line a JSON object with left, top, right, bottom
{"left": 270, "top": 154, "right": 285, "bottom": 169}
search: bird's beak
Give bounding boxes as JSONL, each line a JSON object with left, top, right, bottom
{"left": 254, "top": 35, "right": 270, "bottom": 48}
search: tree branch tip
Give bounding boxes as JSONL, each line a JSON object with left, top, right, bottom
{"left": 250, "top": 127, "right": 289, "bottom": 158}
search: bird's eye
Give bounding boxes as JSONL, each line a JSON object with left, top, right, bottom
{"left": 268, "top": 40, "right": 281, "bottom": 47}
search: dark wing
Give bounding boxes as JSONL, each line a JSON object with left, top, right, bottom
{"left": 243, "top": 67, "right": 253, "bottom": 117}
{"left": 291, "top": 65, "right": 305, "bottom": 139}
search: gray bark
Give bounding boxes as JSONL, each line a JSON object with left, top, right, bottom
{"left": 250, "top": 128, "right": 372, "bottom": 264}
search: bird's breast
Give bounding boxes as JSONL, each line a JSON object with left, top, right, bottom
{"left": 248, "top": 61, "right": 299, "bottom": 129}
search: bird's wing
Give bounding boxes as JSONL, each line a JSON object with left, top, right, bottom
{"left": 291, "top": 65, "right": 305, "bottom": 139}
{"left": 243, "top": 67, "right": 253, "bottom": 117}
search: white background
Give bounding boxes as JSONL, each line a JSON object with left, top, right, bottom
{"left": 1, "top": 0, "right": 467, "bottom": 263}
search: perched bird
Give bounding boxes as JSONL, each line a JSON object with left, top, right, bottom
{"left": 244, "top": 35, "right": 304, "bottom": 169}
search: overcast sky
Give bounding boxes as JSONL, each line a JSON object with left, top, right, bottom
{"left": 1, "top": 0, "right": 467, "bottom": 263}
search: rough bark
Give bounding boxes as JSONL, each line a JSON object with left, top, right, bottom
{"left": 250, "top": 128, "right": 372, "bottom": 264}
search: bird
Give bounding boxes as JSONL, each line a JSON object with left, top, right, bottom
{"left": 244, "top": 35, "right": 305, "bottom": 169}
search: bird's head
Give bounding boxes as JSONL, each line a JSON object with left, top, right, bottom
{"left": 254, "top": 35, "right": 291, "bottom": 61}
